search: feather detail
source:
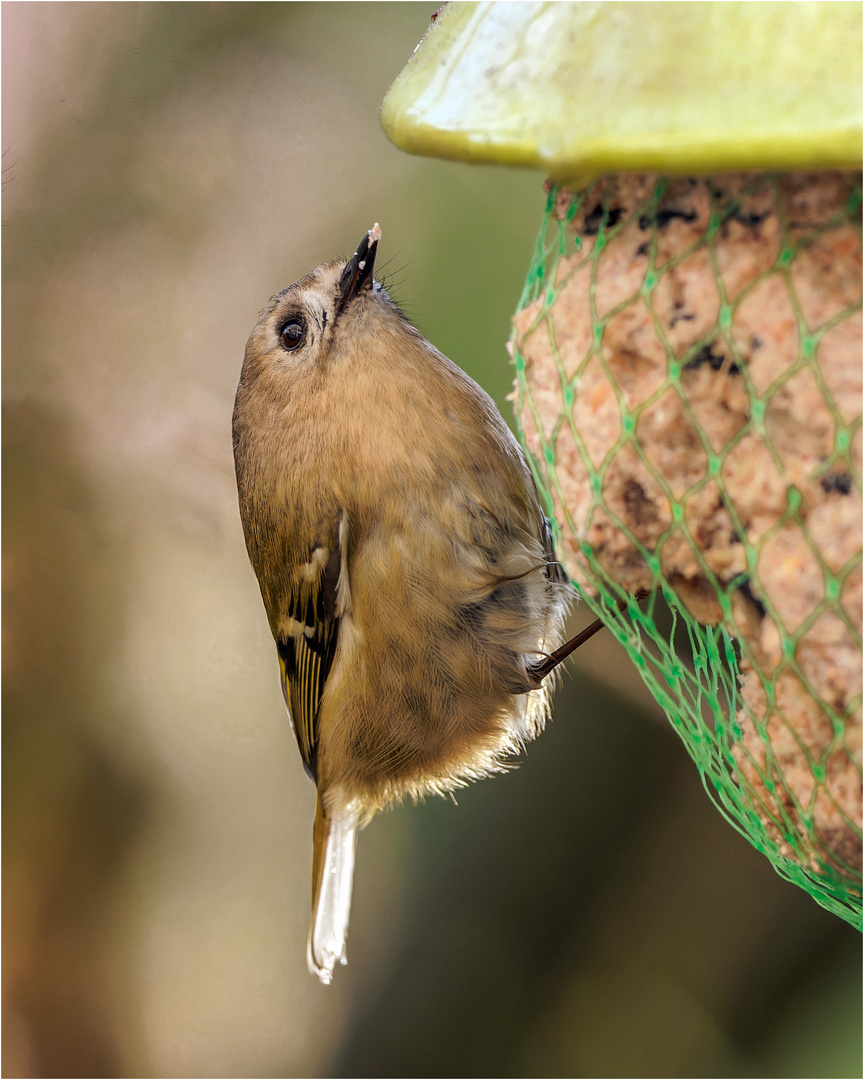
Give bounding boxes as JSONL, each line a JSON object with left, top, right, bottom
{"left": 542, "top": 516, "right": 569, "bottom": 586}
{"left": 307, "top": 792, "right": 361, "bottom": 984}
{"left": 276, "top": 516, "right": 344, "bottom": 780}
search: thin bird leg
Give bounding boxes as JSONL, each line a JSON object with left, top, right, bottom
{"left": 527, "top": 588, "right": 650, "bottom": 686}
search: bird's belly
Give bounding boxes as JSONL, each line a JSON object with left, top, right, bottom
{"left": 315, "top": 568, "right": 554, "bottom": 805}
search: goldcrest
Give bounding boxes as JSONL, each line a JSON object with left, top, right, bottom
{"left": 233, "top": 226, "right": 570, "bottom": 984}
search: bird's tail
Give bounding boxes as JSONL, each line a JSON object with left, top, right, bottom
{"left": 307, "top": 792, "right": 361, "bottom": 984}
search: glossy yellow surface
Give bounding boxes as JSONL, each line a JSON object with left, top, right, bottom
{"left": 380, "top": 1, "right": 863, "bottom": 183}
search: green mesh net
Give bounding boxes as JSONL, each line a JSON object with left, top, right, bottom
{"left": 510, "top": 172, "right": 862, "bottom": 929}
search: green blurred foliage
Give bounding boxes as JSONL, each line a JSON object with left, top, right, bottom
{"left": 3, "top": 4, "right": 860, "bottom": 1078}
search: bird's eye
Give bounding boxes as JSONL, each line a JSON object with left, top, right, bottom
{"left": 280, "top": 318, "right": 307, "bottom": 352}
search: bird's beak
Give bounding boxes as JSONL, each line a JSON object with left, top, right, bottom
{"left": 337, "top": 224, "right": 381, "bottom": 312}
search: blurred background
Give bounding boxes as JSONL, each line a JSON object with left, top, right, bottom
{"left": 3, "top": 4, "right": 860, "bottom": 1077}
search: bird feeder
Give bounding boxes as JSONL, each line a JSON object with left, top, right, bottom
{"left": 381, "top": 1, "right": 863, "bottom": 927}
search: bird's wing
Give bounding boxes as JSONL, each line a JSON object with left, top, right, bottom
{"left": 275, "top": 521, "right": 344, "bottom": 782}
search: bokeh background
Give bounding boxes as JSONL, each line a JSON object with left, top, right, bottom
{"left": 3, "top": 4, "right": 861, "bottom": 1077}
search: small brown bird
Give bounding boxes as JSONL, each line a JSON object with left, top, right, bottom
{"left": 233, "top": 226, "right": 570, "bottom": 983}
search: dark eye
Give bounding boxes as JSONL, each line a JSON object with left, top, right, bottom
{"left": 280, "top": 318, "right": 307, "bottom": 351}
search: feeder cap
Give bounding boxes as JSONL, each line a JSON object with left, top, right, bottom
{"left": 380, "top": 1, "right": 863, "bottom": 184}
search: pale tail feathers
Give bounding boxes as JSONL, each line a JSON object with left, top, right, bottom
{"left": 307, "top": 794, "right": 361, "bottom": 984}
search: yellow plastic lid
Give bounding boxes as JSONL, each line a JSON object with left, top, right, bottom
{"left": 380, "top": 1, "right": 863, "bottom": 184}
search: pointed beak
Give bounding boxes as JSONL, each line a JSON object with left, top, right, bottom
{"left": 337, "top": 223, "right": 381, "bottom": 312}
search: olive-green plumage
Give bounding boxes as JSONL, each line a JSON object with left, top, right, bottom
{"left": 233, "top": 227, "right": 568, "bottom": 983}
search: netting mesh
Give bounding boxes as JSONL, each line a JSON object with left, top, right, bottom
{"left": 510, "top": 172, "right": 863, "bottom": 928}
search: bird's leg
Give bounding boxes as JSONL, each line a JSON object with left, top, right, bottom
{"left": 526, "top": 588, "right": 650, "bottom": 687}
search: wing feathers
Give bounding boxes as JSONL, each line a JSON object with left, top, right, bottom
{"left": 276, "top": 515, "right": 345, "bottom": 780}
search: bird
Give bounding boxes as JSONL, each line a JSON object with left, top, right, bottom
{"left": 232, "top": 225, "right": 571, "bottom": 983}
